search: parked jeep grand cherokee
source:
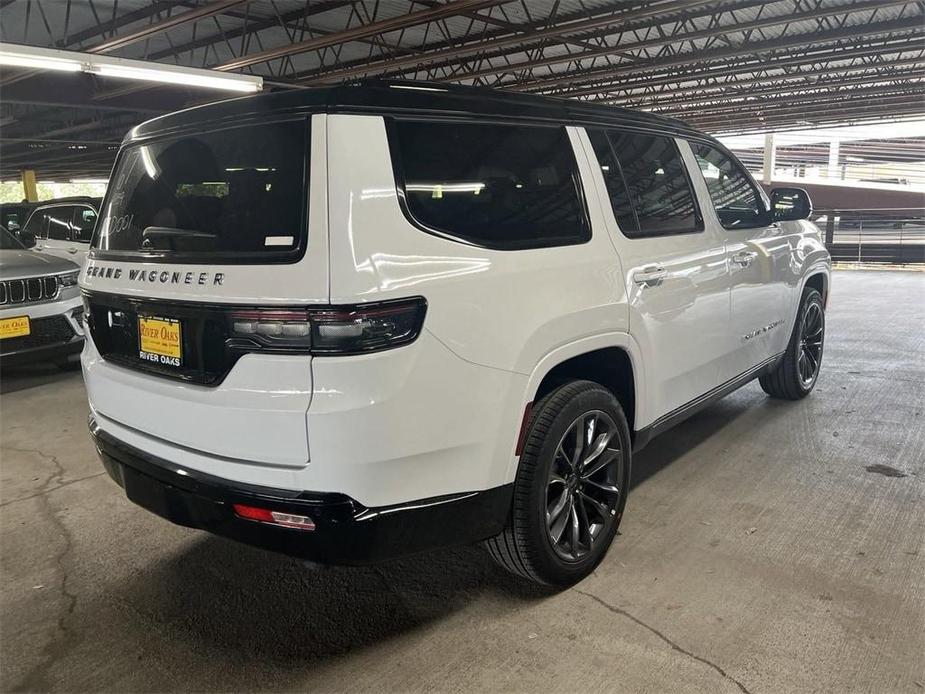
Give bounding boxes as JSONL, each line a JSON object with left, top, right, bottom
{"left": 81, "top": 82, "right": 830, "bottom": 586}
{"left": 0, "top": 226, "right": 84, "bottom": 367}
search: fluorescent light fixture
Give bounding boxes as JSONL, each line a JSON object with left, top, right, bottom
{"left": 91, "top": 63, "right": 260, "bottom": 92}
{"left": 0, "top": 43, "right": 82, "bottom": 72}
{"left": 406, "top": 182, "right": 486, "bottom": 193}
{"left": 389, "top": 85, "right": 448, "bottom": 93}
{"left": 70, "top": 178, "right": 109, "bottom": 184}
{"left": 0, "top": 42, "right": 262, "bottom": 93}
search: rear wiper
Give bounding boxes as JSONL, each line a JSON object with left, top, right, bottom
{"left": 141, "top": 226, "right": 217, "bottom": 250}
{"left": 142, "top": 226, "right": 217, "bottom": 240}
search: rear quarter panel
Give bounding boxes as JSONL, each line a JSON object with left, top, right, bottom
{"left": 323, "top": 114, "right": 630, "bottom": 496}
{"left": 324, "top": 114, "right": 627, "bottom": 374}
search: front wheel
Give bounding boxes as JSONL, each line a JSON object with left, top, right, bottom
{"left": 759, "top": 286, "right": 825, "bottom": 399}
{"left": 485, "top": 380, "right": 631, "bottom": 587}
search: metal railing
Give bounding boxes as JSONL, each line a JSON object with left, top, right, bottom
{"left": 811, "top": 208, "right": 925, "bottom": 265}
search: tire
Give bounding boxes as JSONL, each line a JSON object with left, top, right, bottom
{"left": 759, "top": 286, "right": 825, "bottom": 400}
{"left": 485, "top": 380, "right": 632, "bottom": 587}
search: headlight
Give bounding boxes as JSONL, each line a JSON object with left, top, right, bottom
{"left": 57, "top": 271, "right": 79, "bottom": 288}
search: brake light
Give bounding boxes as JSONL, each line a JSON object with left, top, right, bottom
{"left": 232, "top": 504, "right": 316, "bottom": 531}
{"left": 227, "top": 297, "right": 426, "bottom": 355}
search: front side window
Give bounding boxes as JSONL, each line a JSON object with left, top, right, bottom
{"left": 691, "top": 142, "right": 768, "bottom": 229}
{"left": 604, "top": 131, "right": 701, "bottom": 237}
{"left": 46, "top": 207, "right": 72, "bottom": 241}
{"left": 94, "top": 120, "right": 307, "bottom": 262}
{"left": 390, "top": 120, "right": 590, "bottom": 250}
{"left": 23, "top": 210, "right": 47, "bottom": 239}
{"left": 71, "top": 206, "right": 97, "bottom": 243}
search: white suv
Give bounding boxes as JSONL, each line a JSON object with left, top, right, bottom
{"left": 80, "top": 82, "right": 830, "bottom": 586}
{"left": 20, "top": 198, "right": 100, "bottom": 269}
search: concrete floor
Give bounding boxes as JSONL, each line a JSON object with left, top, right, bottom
{"left": 1, "top": 269, "right": 923, "bottom": 693}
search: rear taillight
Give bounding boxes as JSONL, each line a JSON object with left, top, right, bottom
{"left": 226, "top": 297, "right": 426, "bottom": 355}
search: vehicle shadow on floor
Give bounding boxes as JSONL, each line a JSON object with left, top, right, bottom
{"left": 0, "top": 362, "right": 82, "bottom": 394}
{"left": 631, "top": 387, "right": 770, "bottom": 488}
{"left": 104, "top": 386, "right": 790, "bottom": 685}
{"left": 113, "top": 533, "right": 549, "bottom": 671}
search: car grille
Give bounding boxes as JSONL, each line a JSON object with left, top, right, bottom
{"left": 0, "top": 276, "right": 60, "bottom": 306}
{"left": 0, "top": 315, "right": 75, "bottom": 353}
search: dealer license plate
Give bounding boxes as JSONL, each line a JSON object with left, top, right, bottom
{"left": 0, "top": 316, "right": 30, "bottom": 339}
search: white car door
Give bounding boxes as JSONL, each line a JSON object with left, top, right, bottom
{"left": 66, "top": 204, "right": 96, "bottom": 268}
{"left": 35, "top": 205, "right": 79, "bottom": 261}
{"left": 581, "top": 128, "right": 731, "bottom": 428}
{"left": 685, "top": 140, "right": 793, "bottom": 378}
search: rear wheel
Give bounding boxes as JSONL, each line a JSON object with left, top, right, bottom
{"left": 486, "top": 380, "right": 631, "bottom": 587}
{"left": 759, "top": 286, "right": 825, "bottom": 399}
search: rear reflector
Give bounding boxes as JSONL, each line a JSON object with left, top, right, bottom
{"left": 232, "top": 503, "right": 316, "bottom": 531}
{"left": 515, "top": 402, "right": 533, "bottom": 456}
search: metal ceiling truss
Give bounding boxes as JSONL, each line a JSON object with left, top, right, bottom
{"left": 0, "top": 0, "right": 922, "bottom": 179}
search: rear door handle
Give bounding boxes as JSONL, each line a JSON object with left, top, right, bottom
{"left": 67, "top": 248, "right": 78, "bottom": 254}
{"left": 731, "top": 251, "right": 758, "bottom": 267}
{"left": 633, "top": 266, "right": 667, "bottom": 287}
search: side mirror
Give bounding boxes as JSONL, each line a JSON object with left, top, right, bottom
{"left": 19, "top": 230, "right": 36, "bottom": 248}
{"left": 770, "top": 187, "right": 812, "bottom": 222}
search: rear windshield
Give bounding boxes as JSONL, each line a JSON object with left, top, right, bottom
{"left": 93, "top": 120, "right": 307, "bottom": 263}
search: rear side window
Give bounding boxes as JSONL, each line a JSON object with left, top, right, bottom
{"left": 590, "top": 130, "right": 701, "bottom": 238}
{"left": 690, "top": 142, "right": 768, "bottom": 229}
{"left": 390, "top": 121, "right": 590, "bottom": 250}
{"left": 587, "top": 129, "right": 637, "bottom": 234}
{"left": 94, "top": 121, "right": 307, "bottom": 263}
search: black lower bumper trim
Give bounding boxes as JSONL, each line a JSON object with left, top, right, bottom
{"left": 0, "top": 337, "right": 83, "bottom": 366}
{"left": 91, "top": 422, "right": 512, "bottom": 564}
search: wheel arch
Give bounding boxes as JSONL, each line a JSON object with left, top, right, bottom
{"left": 534, "top": 348, "right": 636, "bottom": 428}
{"left": 803, "top": 270, "right": 829, "bottom": 307}
{"left": 511, "top": 334, "right": 646, "bottom": 484}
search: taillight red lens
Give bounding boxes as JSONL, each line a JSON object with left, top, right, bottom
{"left": 232, "top": 504, "right": 316, "bottom": 531}
{"left": 227, "top": 297, "right": 426, "bottom": 355}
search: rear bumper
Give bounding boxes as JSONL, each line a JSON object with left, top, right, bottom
{"left": 90, "top": 418, "right": 512, "bottom": 564}
{"left": 0, "top": 336, "right": 83, "bottom": 366}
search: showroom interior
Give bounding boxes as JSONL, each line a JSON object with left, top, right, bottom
{"left": 0, "top": 0, "right": 922, "bottom": 692}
